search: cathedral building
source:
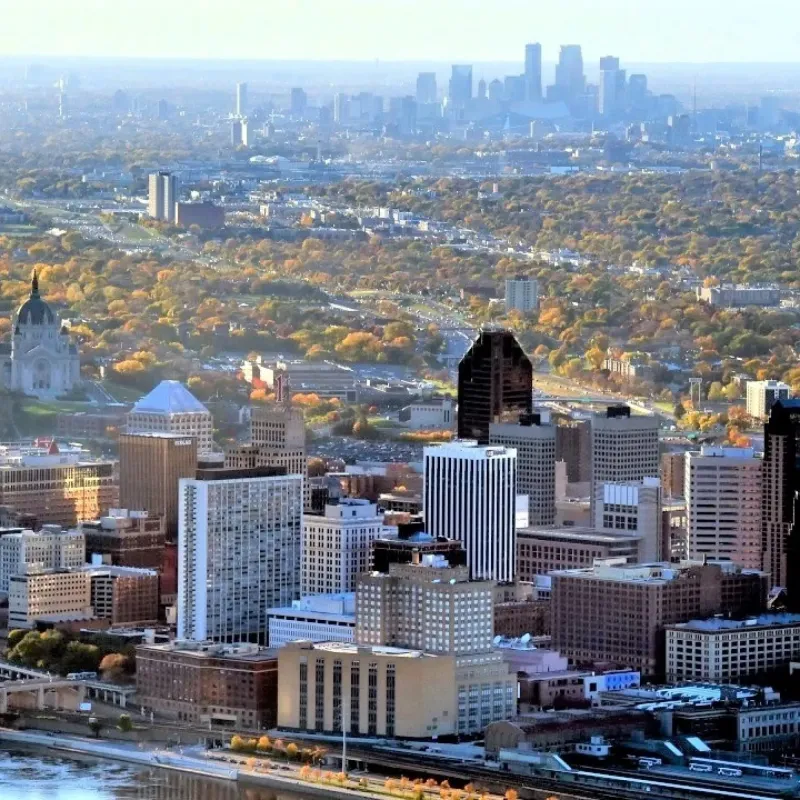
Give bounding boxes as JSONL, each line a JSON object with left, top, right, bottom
{"left": 0, "top": 272, "right": 80, "bottom": 398}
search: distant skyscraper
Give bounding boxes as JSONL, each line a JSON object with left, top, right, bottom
{"left": 488, "top": 79, "right": 504, "bottom": 103}
{"left": 424, "top": 441, "right": 517, "bottom": 582}
{"left": 599, "top": 56, "right": 621, "bottom": 117}
{"left": 147, "top": 171, "right": 177, "bottom": 223}
{"left": 235, "top": 82, "right": 248, "bottom": 117}
{"left": 177, "top": 467, "right": 302, "bottom": 643}
{"left": 416, "top": 72, "right": 437, "bottom": 104}
{"left": 333, "top": 93, "right": 349, "bottom": 124}
{"left": 554, "top": 45, "right": 585, "bottom": 102}
{"left": 448, "top": 65, "right": 473, "bottom": 107}
{"left": 524, "top": 43, "right": 543, "bottom": 102}
{"left": 504, "top": 75, "right": 526, "bottom": 103}
{"left": 590, "top": 405, "right": 660, "bottom": 489}
{"left": 231, "top": 119, "right": 244, "bottom": 147}
{"left": 457, "top": 329, "right": 533, "bottom": 444}
{"left": 477, "top": 78, "right": 487, "bottom": 100}
{"left": 290, "top": 87, "right": 307, "bottom": 117}
{"left": 628, "top": 74, "right": 648, "bottom": 109}
{"left": 761, "top": 400, "right": 800, "bottom": 598}
{"left": 112, "top": 89, "right": 129, "bottom": 114}
{"left": 505, "top": 276, "right": 539, "bottom": 313}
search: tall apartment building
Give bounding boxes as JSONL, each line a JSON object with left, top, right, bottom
{"left": 0, "top": 527, "right": 85, "bottom": 592}
{"left": 9, "top": 570, "right": 92, "bottom": 629}
{"left": 301, "top": 499, "right": 385, "bottom": 595}
{"left": 119, "top": 431, "right": 197, "bottom": 538}
{"left": 490, "top": 414, "right": 555, "bottom": 526}
{"left": 593, "top": 478, "right": 663, "bottom": 562}
{"left": 551, "top": 561, "right": 768, "bottom": 676}
{"left": 505, "top": 277, "right": 539, "bottom": 313}
{"left": 591, "top": 406, "right": 660, "bottom": 500}
{"left": 747, "top": 380, "right": 791, "bottom": 420}
{"left": 424, "top": 441, "right": 517, "bottom": 582}
{"left": 457, "top": 329, "right": 532, "bottom": 444}
{"left": 762, "top": 400, "right": 800, "bottom": 596}
{"left": 80, "top": 511, "right": 165, "bottom": 570}
{"left": 416, "top": 72, "right": 437, "bottom": 104}
{"left": 0, "top": 444, "right": 118, "bottom": 528}
{"left": 685, "top": 447, "right": 762, "bottom": 569}
{"left": 127, "top": 380, "right": 214, "bottom": 456}
{"left": 666, "top": 613, "right": 800, "bottom": 684}
{"left": 177, "top": 467, "right": 302, "bottom": 644}
{"left": 147, "top": 171, "right": 177, "bottom": 223}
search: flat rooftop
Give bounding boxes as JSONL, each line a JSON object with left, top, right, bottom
{"left": 667, "top": 613, "right": 800, "bottom": 633}
{"left": 517, "top": 526, "right": 642, "bottom": 545}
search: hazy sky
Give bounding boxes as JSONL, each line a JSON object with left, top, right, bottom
{"left": 3, "top": 0, "right": 800, "bottom": 64}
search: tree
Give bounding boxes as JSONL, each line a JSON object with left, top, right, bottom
{"left": 673, "top": 401, "right": 686, "bottom": 420}
{"left": 504, "top": 790, "right": 518, "bottom": 800}
{"left": 230, "top": 735, "right": 246, "bottom": 752}
{"left": 7, "top": 630, "right": 26, "bottom": 649}
{"left": 99, "top": 653, "right": 128, "bottom": 682}
{"left": 88, "top": 717, "right": 102, "bottom": 738}
{"left": 117, "top": 713, "right": 133, "bottom": 732}
{"left": 256, "top": 735, "right": 272, "bottom": 752}
{"left": 286, "top": 742, "right": 299, "bottom": 760}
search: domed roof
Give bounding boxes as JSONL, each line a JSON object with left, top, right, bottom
{"left": 16, "top": 272, "right": 56, "bottom": 326}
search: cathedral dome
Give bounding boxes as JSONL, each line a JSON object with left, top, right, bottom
{"left": 16, "top": 272, "right": 55, "bottom": 326}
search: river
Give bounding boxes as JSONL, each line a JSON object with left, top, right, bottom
{"left": 0, "top": 748, "right": 306, "bottom": 800}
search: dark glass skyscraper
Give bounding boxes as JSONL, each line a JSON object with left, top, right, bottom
{"left": 457, "top": 329, "right": 533, "bottom": 444}
{"left": 761, "top": 400, "right": 800, "bottom": 607}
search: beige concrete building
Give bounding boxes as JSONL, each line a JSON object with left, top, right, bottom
{"left": 9, "top": 570, "right": 92, "bottom": 629}
{"left": 661, "top": 452, "right": 686, "bottom": 500}
{"left": 302, "top": 499, "right": 385, "bottom": 595}
{"left": 590, "top": 407, "right": 660, "bottom": 506}
{"left": 278, "top": 641, "right": 457, "bottom": 738}
{"left": 684, "top": 446, "right": 762, "bottom": 569}
{"left": 516, "top": 527, "right": 641, "bottom": 580}
{"left": 551, "top": 561, "right": 769, "bottom": 677}
{"left": 666, "top": 613, "right": 800, "bottom": 684}
{"left": 119, "top": 431, "right": 197, "bottom": 538}
{"left": 593, "top": 478, "right": 663, "bottom": 562}
{"left": 356, "top": 559, "right": 494, "bottom": 655}
{"left": 127, "top": 380, "right": 214, "bottom": 456}
{"left": 490, "top": 415, "right": 556, "bottom": 526}
{"left": 0, "top": 527, "right": 85, "bottom": 593}
{"left": 746, "top": 380, "right": 791, "bottom": 421}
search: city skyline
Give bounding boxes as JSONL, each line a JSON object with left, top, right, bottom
{"left": 4, "top": 0, "right": 800, "bottom": 64}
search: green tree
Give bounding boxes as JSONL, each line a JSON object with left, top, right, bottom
{"left": 117, "top": 714, "right": 133, "bottom": 732}
{"left": 88, "top": 718, "right": 102, "bottom": 738}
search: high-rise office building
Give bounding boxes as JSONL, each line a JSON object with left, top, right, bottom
{"left": 598, "top": 56, "right": 621, "bottom": 117}
{"left": 79, "top": 510, "right": 166, "bottom": 571}
{"left": 762, "top": 400, "right": 800, "bottom": 595}
{"left": 505, "top": 276, "right": 539, "bottom": 312}
{"left": 177, "top": 467, "right": 302, "bottom": 643}
{"left": 423, "top": 441, "right": 516, "bottom": 582}
{"left": 488, "top": 79, "right": 504, "bottom": 103}
{"left": 127, "top": 380, "right": 214, "bottom": 456}
{"left": 477, "top": 78, "right": 487, "bottom": 100}
{"left": 685, "top": 446, "right": 762, "bottom": 569}
{"left": 555, "top": 419, "right": 591, "bottom": 484}
{"left": 591, "top": 405, "right": 660, "bottom": 494}
{"left": 333, "top": 93, "right": 349, "bottom": 124}
{"left": 448, "top": 65, "right": 473, "bottom": 107}
{"left": 661, "top": 452, "right": 686, "bottom": 499}
{"left": 457, "top": 328, "right": 533, "bottom": 444}
{"left": 524, "top": 43, "right": 543, "bottom": 103}
{"left": 593, "top": 478, "right": 663, "bottom": 562}
{"left": 416, "top": 72, "right": 437, "bottom": 104}
{"left": 551, "top": 561, "right": 768, "bottom": 676}
{"left": 235, "top": 82, "right": 248, "bottom": 117}
{"left": 147, "top": 171, "right": 177, "bottom": 223}
{"left": 747, "top": 380, "right": 791, "bottom": 420}
{"left": 503, "top": 75, "right": 526, "bottom": 104}
{"left": 119, "top": 431, "right": 197, "bottom": 539}
{"left": 553, "top": 45, "right": 585, "bottom": 102}
{"left": 290, "top": 87, "right": 307, "bottom": 117}
{"left": 231, "top": 119, "right": 244, "bottom": 147}
{"left": 301, "top": 499, "right": 385, "bottom": 595}
{"left": 490, "top": 414, "right": 556, "bottom": 526}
